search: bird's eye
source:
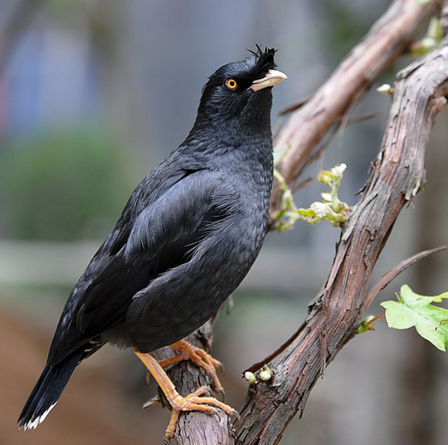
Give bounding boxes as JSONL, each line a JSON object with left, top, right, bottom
{"left": 225, "top": 79, "right": 238, "bottom": 90}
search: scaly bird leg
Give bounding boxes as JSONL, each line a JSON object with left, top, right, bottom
{"left": 157, "top": 340, "right": 224, "bottom": 394}
{"left": 134, "top": 349, "right": 236, "bottom": 438}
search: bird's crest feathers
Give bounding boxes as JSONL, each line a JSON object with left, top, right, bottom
{"left": 247, "top": 45, "right": 278, "bottom": 78}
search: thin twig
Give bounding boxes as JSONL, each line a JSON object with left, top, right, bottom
{"left": 364, "top": 246, "right": 447, "bottom": 310}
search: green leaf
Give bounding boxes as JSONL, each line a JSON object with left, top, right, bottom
{"left": 381, "top": 285, "right": 448, "bottom": 351}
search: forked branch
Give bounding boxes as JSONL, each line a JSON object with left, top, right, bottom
{"left": 157, "top": 0, "right": 446, "bottom": 443}
{"left": 234, "top": 33, "right": 448, "bottom": 445}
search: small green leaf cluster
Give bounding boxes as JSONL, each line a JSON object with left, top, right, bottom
{"left": 271, "top": 152, "right": 350, "bottom": 231}
{"left": 357, "top": 315, "right": 378, "bottom": 334}
{"left": 297, "top": 164, "right": 349, "bottom": 227}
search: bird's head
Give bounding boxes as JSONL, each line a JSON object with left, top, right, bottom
{"left": 192, "top": 46, "right": 287, "bottom": 142}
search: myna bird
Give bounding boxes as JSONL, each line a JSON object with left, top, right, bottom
{"left": 18, "top": 46, "right": 286, "bottom": 438}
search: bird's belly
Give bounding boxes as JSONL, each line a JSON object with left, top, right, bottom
{"left": 117, "top": 223, "right": 265, "bottom": 353}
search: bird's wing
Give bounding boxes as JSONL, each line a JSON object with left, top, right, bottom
{"left": 48, "top": 169, "right": 225, "bottom": 364}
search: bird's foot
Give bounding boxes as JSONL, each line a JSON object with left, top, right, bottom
{"left": 134, "top": 349, "right": 236, "bottom": 439}
{"left": 165, "top": 386, "right": 237, "bottom": 438}
{"left": 159, "top": 340, "right": 225, "bottom": 394}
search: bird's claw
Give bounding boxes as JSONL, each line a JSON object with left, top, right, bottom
{"left": 160, "top": 340, "right": 225, "bottom": 394}
{"left": 165, "top": 386, "right": 237, "bottom": 438}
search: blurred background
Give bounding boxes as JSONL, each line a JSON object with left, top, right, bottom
{"left": 1, "top": 0, "right": 447, "bottom": 444}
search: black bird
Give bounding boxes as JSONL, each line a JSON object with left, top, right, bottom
{"left": 18, "top": 46, "right": 286, "bottom": 437}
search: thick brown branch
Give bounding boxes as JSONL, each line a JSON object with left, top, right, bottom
{"left": 242, "top": 246, "right": 448, "bottom": 375}
{"left": 234, "top": 36, "right": 448, "bottom": 445}
{"left": 150, "top": 319, "right": 235, "bottom": 445}
{"left": 269, "top": 0, "right": 442, "bottom": 222}
{"left": 148, "top": 1, "right": 444, "bottom": 443}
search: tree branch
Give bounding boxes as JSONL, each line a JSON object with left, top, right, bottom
{"left": 269, "top": 0, "right": 442, "bottom": 223}
{"left": 151, "top": 319, "right": 235, "bottom": 445}
{"left": 364, "top": 246, "right": 447, "bottom": 310}
{"left": 148, "top": 0, "right": 446, "bottom": 443}
{"left": 234, "top": 33, "right": 448, "bottom": 445}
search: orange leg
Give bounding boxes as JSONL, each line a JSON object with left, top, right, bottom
{"left": 134, "top": 349, "right": 236, "bottom": 438}
{"left": 158, "top": 340, "right": 224, "bottom": 394}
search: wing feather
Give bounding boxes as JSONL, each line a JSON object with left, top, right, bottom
{"left": 48, "top": 169, "right": 223, "bottom": 364}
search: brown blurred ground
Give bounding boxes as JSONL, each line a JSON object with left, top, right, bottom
{"left": 0, "top": 307, "right": 169, "bottom": 445}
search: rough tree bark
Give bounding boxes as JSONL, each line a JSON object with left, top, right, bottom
{"left": 269, "top": 0, "right": 441, "bottom": 213}
{"left": 148, "top": 0, "right": 448, "bottom": 443}
{"left": 234, "top": 36, "right": 448, "bottom": 445}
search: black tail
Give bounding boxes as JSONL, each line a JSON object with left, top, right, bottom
{"left": 18, "top": 351, "right": 82, "bottom": 430}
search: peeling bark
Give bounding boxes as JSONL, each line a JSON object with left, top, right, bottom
{"left": 269, "top": 0, "right": 441, "bottom": 218}
{"left": 235, "top": 33, "right": 448, "bottom": 445}
{"left": 144, "top": 1, "right": 448, "bottom": 443}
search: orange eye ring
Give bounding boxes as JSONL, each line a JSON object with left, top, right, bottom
{"left": 225, "top": 79, "right": 238, "bottom": 90}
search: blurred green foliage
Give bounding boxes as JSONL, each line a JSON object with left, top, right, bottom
{"left": 0, "top": 126, "right": 136, "bottom": 240}
{"left": 321, "top": 1, "right": 374, "bottom": 60}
